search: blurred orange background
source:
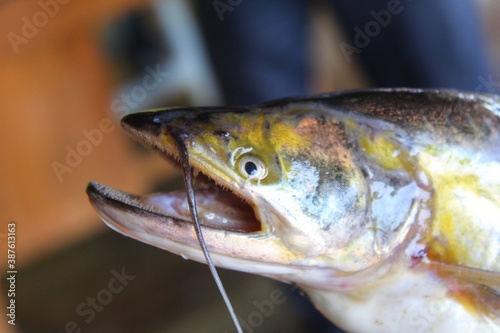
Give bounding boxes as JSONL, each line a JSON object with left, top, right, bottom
{"left": 0, "top": 0, "right": 170, "bottom": 266}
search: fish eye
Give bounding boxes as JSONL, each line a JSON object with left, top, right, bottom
{"left": 239, "top": 155, "right": 267, "bottom": 180}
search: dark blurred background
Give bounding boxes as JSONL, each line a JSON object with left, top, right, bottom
{"left": 0, "top": 0, "right": 499, "bottom": 332}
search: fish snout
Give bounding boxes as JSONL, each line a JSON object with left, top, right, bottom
{"left": 121, "top": 110, "right": 167, "bottom": 138}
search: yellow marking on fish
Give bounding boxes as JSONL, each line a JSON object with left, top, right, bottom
{"left": 430, "top": 184, "right": 480, "bottom": 267}
{"left": 343, "top": 118, "right": 358, "bottom": 131}
{"left": 161, "top": 133, "right": 176, "bottom": 149}
{"left": 359, "top": 132, "right": 416, "bottom": 173}
{"left": 424, "top": 156, "right": 498, "bottom": 270}
{"left": 221, "top": 114, "right": 312, "bottom": 184}
{"left": 417, "top": 148, "right": 500, "bottom": 317}
{"left": 270, "top": 121, "right": 309, "bottom": 150}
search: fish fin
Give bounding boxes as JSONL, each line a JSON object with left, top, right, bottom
{"left": 429, "top": 261, "right": 500, "bottom": 317}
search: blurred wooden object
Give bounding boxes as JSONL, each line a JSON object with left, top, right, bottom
{"left": 0, "top": 0, "right": 176, "bottom": 273}
{"left": 0, "top": 0, "right": 151, "bottom": 53}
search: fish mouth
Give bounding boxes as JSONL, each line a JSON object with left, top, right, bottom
{"left": 85, "top": 176, "right": 294, "bottom": 276}
{"left": 87, "top": 170, "right": 261, "bottom": 235}
{"left": 86, "top": 109, "right": 303, "bottom": 277}
{"left": 89, "top": 108, "right": 263, "bottom": 234}
{"left": 85, "top": 168, "right": 284, "bottom": 272}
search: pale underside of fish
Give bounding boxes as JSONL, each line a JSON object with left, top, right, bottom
{"left": 87, "top": 88, "right": 500, "bottom": 333}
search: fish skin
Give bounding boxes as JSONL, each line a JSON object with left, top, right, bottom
{"left": 87, "top": 88, "right": 500, "bottom": 332}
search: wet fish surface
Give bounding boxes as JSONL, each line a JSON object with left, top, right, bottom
{"left": 87, "top": 88, "right": 500, "bottom": 332}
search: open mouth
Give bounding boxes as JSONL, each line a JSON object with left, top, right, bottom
{"left": 87, "top": 167, "right": 262, "bottom": 234}
{"left": 139, "top": 170, "right": 262, "bottom": 233}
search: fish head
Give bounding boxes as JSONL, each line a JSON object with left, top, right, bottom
{"left": 88, "top": 102, "right": 383, "bottom": 288}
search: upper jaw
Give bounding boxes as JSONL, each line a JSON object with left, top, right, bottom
{"left": 120, "top": 110, "right": 260, "bottom": 214}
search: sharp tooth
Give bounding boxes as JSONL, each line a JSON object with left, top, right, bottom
{"left": 193, "top": 169, "right": 200, "bottom": 178}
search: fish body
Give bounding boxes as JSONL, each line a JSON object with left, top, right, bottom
{"left": 87, "top": 89, "right": 500, "bottom": 332}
